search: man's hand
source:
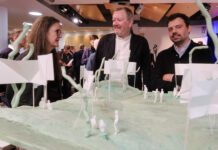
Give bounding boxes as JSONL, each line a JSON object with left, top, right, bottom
{"left": 162, "top": 74, "right": 174, "bottom": 82}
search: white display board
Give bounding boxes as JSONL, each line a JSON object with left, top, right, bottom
{"left": 0, "top": 54, "right": 54, "bottom": 85}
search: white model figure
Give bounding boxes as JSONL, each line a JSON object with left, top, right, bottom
{"left": 39, "top": 97, "right": 46, "bottom": 109}
{"left": 99, "top": 119, "right": 106, "bottom": 133}
{"left": 176, "top": 91, "right": 181, "bottom": 98}
{"left": 144, "top": 85, "right": 148, "bottom": 99}
{"left": 114, "top": 110, "right": 119, "bottom": 135}
{"left": 173, "top": 87, "right": 177, "bottom": 96}
{"left": 94, "top": 87, "right": 98, "bottom": 101}
{"left": 91, "top": 115, "right": 97, "bottom": 128}
{"left": 160, "top": 89, "right": 164, "bottom": 103}
{"left": 47, "top": 100, "right": 53, "bottom": 110}
{"left": 154, "top": 89, "right": 158, "bottom": 103}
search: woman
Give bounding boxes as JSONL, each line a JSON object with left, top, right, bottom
{"left": 6, "top": 16, "right": 64, "bottom": 106}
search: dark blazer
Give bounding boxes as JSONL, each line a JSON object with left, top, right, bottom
{"left": 0, "top": 47, "right": 13, "bottom": 59}
{"left": 94, "top": 33, "right": 151, "bottom": 90}
{"left": 73, "top": 49, "right": 84, "bottom": 83}
{"left": 0, "top": 47, "right": 19, "bottom": 59}
{"left": 152, "top": 40, "right": 213, "bottom": 92}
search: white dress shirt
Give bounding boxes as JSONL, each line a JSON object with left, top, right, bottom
{"left": 115, "top": 34, "right": 131, "bottom": 62}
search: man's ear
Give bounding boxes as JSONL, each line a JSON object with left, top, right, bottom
{"left": 129, "top": 18, "right": 134, "bottom": 28}
{"left": 188, "top": 25, "right": 192, "bottom": 34}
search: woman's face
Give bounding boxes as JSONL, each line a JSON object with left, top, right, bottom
{"left": 47, "top": 22, "right": 62, "bottom": 51}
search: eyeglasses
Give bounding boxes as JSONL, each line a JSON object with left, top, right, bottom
{"left": 55, "top": 29, "right": 62, "bottom": 36}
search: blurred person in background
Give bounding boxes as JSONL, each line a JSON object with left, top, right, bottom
{"left": 86, "top": 39, "right": 100, "bottom": 71}
{"left": 81, "top": 35, "right": 98, "bottom": 65}
{"left": 74, "top": 44, "right": 85, "bottom": 83}
{"left": 0, "top": 28, "right": 26, "bottom": 107}
{"left": 59, "top": 45, "right": 73, "bottom": 98}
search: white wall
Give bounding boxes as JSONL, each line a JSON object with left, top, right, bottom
{"left": 140, "top": 27, "right": 171, "bottom": 54}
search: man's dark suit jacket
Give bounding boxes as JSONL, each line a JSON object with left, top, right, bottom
{"left": 152, "top": 40, "right": 213, "bottom": 92}
{"left": 94, "top": 33, "right": 151, "bottom": 90}
{"left": 0, "top": 47, "right": 12, "bottom": 58}
{"left": 74, "top": 49, "right": 84, "bottom": 83}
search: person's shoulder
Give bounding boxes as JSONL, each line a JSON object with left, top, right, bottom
{"left": 79, "top": 50, "right": 84, "bottom": 54}
{"left": 100, "top": 33, "right": 115, "bottom": 41}
{"left": 0, "top": 47, "right": 12, "bottom": 57}
{"left": 190, "top": 40, "right": 200, "bottom": 46}
{"left": 131, "top": 33, "right": 147, "bottom": 41}
{"left": 74, "top": 51, "right": 79, "bottom": 55}
{"left": 85, "top": 46, "right": 91, "bottom": 51}
{"left": 158, "top": 46, "right": 173, "bottom": 57}
{"left": 132, "top": 33, "right": 145, "bottom": 39}
{"left": 89, "top": 52, "right": 96, "bottom": 58}
{"left": 190, "top": 40, "right": 208, "bottom": 47}
{"left": 131, "top": 34, "right": 149, "bottom": 47}
{"left": 74, "top": 50, "right": 83, "bottom": 55}
{"left": 0, "top": 47, "right": 11, "bottom": 53}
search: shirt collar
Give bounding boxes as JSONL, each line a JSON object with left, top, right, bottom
{"left": 174, "top": 40, "right": 191, "bottom": 58}
{"left": 116, "top": 34, "right": 131, "bottom": 41}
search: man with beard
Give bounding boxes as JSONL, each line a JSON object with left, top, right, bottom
{"left": 94, "top": 7, "right": 151, "bottom": 90}
{"left": 152, "top": 13, "right": 213, "bottom": 92}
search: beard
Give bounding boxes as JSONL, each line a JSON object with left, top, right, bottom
{"left": 171, "top": 33, "right": 183, "bottom": 44}
{"left": 113, "top": 26, "right": 122, "bottom": 35}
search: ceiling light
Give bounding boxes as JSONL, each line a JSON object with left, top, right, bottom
{"left": 61, "top": 7, "right": 68, "bottom": 13}
{"left": 29, "top": 11, "right": 42, "bottom": 16}
{"left": 79, "top": 19, "right": 83, "bottom": 24}
{"left": 73, "top": 18, "right": 79, "bottom": 24}
{"left": 60, "top": 22, "right": 63, "bottom": 26}
{"left": 153, "top": 6, "right": 158, "bottom": 9}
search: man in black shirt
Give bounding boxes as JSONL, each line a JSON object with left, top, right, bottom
{"left": 152, "top": 13, "right": 213, "bottom": 92}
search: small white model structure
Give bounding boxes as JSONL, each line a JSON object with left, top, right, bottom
{"left": 91, "top": 115, "right": 97, "bottom": 129}
{"left": 176, "top": 91, "right": 181, "bottom": 98}
{"left": 114, "top": 110, "right": 119, "bottom": 135}
{"left": 99, "top": 119, "right": 106, "bottom": 133}
{"left": 173, "top": 87, "right": 177, "bottom": 96}
{"left": 153, "top": 89, "right": 158, "bottom": 103}
{"left": 47, "top": 100, "right": 53, "bottom": 110}
{"left": 143, "top": 85, "right": 148, "bottom": 99}
{"left": 94, "top": 87, "right": 98, "bottom": 101}
{"left": 39, "top": 98, "right": 53, "bottom": 110}
{"left": 160, "top": 89, "right": 164, "bottom": 103}
{"left": 39, "top": 98, "right": 46, "bottom": 109}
